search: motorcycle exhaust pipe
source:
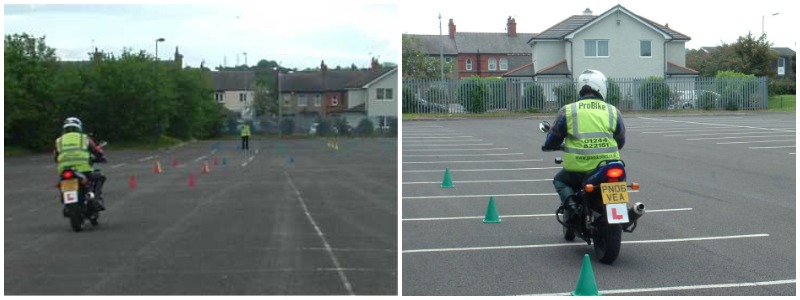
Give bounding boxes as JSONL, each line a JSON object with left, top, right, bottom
{"left": 622, "top": 202, "right": 645, "bottom": 232}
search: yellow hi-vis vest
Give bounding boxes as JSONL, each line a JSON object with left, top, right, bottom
{"left": 241, "top": 124, "right": 251, "bottom": 137}
{"left": 56, "top": 132, "right": 92, "bottom": 173}
{"left": 563, "top": 99, "right": 621, "bottom": 172}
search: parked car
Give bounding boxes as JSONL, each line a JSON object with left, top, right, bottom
{"left": 308, "top": 123, "right": 318, "bottom": 135}
{"left": 677, "top": 90, "right": 721, "bottom": 109}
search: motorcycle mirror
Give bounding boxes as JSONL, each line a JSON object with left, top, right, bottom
{"left": 539, "top": 121, "right": 551, "bottom": 133}
{"left": 555, "top": 157, "right": 563, "bottom": 164}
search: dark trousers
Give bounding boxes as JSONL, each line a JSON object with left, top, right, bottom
{"left": 553, "top": 169, "right": 587, "bottom": 205}
{"left": 241, "top": 136, "right": 249, "bottom": 150}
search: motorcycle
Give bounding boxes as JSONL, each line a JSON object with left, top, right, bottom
{"left": 539, "top": 121, "right": 645, "bottom": 264}
{"left": 58, "top": 141, "right": 107, "bottom": 232}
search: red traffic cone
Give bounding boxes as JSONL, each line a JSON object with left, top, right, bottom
{"left": 188, "top": 173, "right": 196, "bottom": 187}
{"left": 202, "top": 161, "right": 210, "bottom": 174}
{"left": 128, "top": 176, "right": 137, "bottom": 189}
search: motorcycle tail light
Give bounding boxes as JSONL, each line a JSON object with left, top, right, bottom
{"left": 63, "top": 170, "right": 74, "bottom": 179}
{"left": 585, "top": 184, "right": 594, "bottom": 193}
{"left": 606, "top": 168, "right": 624, "bottom": 178}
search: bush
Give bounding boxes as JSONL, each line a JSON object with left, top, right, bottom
{"left": 331, "top": 116, "right": 350, "bottom": 136}
{"left": 715, "top": 70, "right": 759, "bottom": 108}
{"left": 637, "top": 76, "right": 671, "bottom": 110}
{"left": 768, "top": 79, "right": 796, "bottom": 96}
{"left": 355, "top": 118, "right": 374, "bottom": 136}
{"left": 402, "top": 86, "right": 422, "bottom": 113}
{"left": 553, "top": 82, "right": 578, "bottom": 107}
{"left": 457, "top": 76, "right": 486, "bottom": 113}
{"left": 280, "top": 118, "right": 294, "bottom": 135}
{"left": 482, "top": 77, "right": 507, "bottom": 111}
{"left": 522, "top": 84, "right": 545, "bottom": 112}
{"left": 697, "top": 91, "right": 716, "bottom": 110}
{"left": 606, "top": 78, "right": 621, "bottom": 107}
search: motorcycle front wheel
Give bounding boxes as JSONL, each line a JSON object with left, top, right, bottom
{"left": 594, "top": 222, "right": 621, "bottom": 264}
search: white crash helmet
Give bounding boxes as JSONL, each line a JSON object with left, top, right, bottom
{"left": 63, "top": 117, "right": 83, "bottom": 132}
{"left": 576, "top": 69, "right": 607, "bottom": 101}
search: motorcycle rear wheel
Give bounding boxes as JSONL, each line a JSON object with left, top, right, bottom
{"left": 594, "top": 222, "right": 622, "bottom": 264}
{"left": 67, "top": 203, "right": 83, "bottom": 232}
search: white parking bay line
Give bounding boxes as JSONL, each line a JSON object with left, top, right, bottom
{"left": 403, "top": 153, "right": 524, "bottom": 157}
{"left": 404, "top": 148, "right": 509, "bottom": 152}
{"left": 665, "top": 131, "right": 794, "bottom": 137}
{"left": 642, "top": 127, "right": 746, "bottom": 134}
{"left": 404, "top": 144, "right": 494, "bottom": 147}
{"left": 404, "top": 136, "right": 473, "bottom": 139}
{"left": 403, "top": 190, "right": 638, "bottom": 199}
{"left": 687, "top": 135, "right": 795, "bottom": 141}
{"left": 402, "top": 207, "right": 692, "bottom": 221}
{"left": 716, "top": 139, "right": 794, "bottom": 145}
{"left": 403, "top": 167, "right": 561, "bottom": 173}
{"left": 749, "top": 145, "right": 796, "bottom": 149}
{"left": 403, "top": 133, "right": 461, "bottom": 136}
{"left": 138, "top": 156, "right": 156, "bottom": 162}
{"left": 403, "top": 159, "right": 543, "bottom": 164}
{"left": 402, "top": 233, "right": 768, "bottom": 253}
{"left": 403, "top": 139, "right": 483, "bottom": 143}
{"left": 523, "top": 279, "right": 796, "bottom": 296}
{"left": 403, "top": 178, "right": 551, "bottom": 184}
{"left": 194, "top": 155, "right": 208, "bottom": 162}
{"left": 111, "top": 163, "right": 126, "bottom": 169}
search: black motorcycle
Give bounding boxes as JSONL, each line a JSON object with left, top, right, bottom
{"left": 539, "top": 121, "right": 645, "bottom": 264}
{"left": 58, "top": 142, "right": 107, "bottom": 232}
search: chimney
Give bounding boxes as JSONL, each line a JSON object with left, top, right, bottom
{"left": 92, "top": 47, "right": 103, "bottom": 62}
{"left": 506, "top": 17, "right": 517, "bottom": 37}
{"left": 370, "top": 57, "right": 380, "bottom": 72}
{"left": 448, "top": 19, "right": 456, "bottom": 39}
{"left": 174, "top": 46, "right": 183, "bottom": 69}
{"left": 583, "top": 8, "right": 593, "bottom": 16}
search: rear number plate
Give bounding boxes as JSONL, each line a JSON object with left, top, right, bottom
{"left": 61, "top": 179, "right": 79, "bottom": 204}
{"left": 600, "top": 182, "right": 629, "bottom": 205}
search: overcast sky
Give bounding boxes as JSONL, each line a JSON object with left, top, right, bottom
{"left": 4, "top": 2, "right": 399, "bottom": 70}
{"left": 401, "top": 0, "right": 797, "bottom": 51}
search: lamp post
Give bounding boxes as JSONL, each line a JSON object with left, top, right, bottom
{"left": 439, "top": 13, "right": 445, "bottom": 84}
{"left": 155, "top": 38, "right": 165, "bottom": 60}
{"left": 762, "top": 13, "right": 779, "bottom": 36}
{"left": 274, "top": 66, "right": 282, "bottom": 138}
{"left": 243, "top": 52, "right": 249, "bottom": 121}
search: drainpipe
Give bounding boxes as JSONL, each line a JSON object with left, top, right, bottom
{"left": 663, "top": 38, "right": 673, "bottom": 78}
{"left": 567, "top": 39, "right": 574, "bottom": 80}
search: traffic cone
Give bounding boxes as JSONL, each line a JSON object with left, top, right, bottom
{"left": 128, "top": 176, "right": 137, "bottom": 189}
{"left": 188, "top": 173, "right": 196, "bottom": 187}
{"left": 571, "top": 254, "right": 601, "bottom": 296}
{"left": 202, "top": 161, "right": 210, "bottom": 174}
{"left": 153, "top": 161, "right": 163, "bottom": 173}
{"left": 441, "top": 168, "right": 454, "bottom": 188}
{"left": 482, "top": 196, "right": 501, "bottom": 223}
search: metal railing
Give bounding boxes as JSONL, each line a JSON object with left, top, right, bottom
{"left": 402, "top": 76, "right": 768, "bottom": 113}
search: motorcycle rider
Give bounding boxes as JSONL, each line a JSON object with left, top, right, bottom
{"left": 542, "top": 69, "right": 626, "bottom": 215}
{"left": 55, "top": 117, "right": 107, "bottom": 210}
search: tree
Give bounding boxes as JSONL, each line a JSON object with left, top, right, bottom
{"left": 402, "top": 34, "right": 454, "bottom": 79}
{"left": 686, "top": 32, "right": 777, "bottom": 78}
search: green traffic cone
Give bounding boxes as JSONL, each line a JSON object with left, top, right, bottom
{"left": 441, "top": 168, "right": 454, "bottom": 188}
{"left": 482, "top": 196, "right": 501, "bottom": 223}
{"left": 571, "top": 254, "right": 601, "bottom": 296}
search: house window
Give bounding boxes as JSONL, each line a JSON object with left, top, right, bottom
{"left": 585, "top": 39, "right": 609, "bottom": 57}
{"left": 488, "top": 58, "right": 497, "bottom": 71}
{"left": 239, "top": 93, "right": 247, "bottom": 102}
{"left": 778, "top": 57, "right": 786, "bottom": 76}
{"left": 332, "top": 95, "right": 339, "bottom": 106}
{"left": 445, "top": 57, "right": 452, "bottom": 63}
{"left": 314, "top": 94, "right": 321, "bottom": 107}
{"left": 640, "top": 40, "right": 652, "bottom": 57}
{"left": 298, "top": 94, "right": 307, "bottom": 107}
{"left": 466, "top": 58, "right": 473, "bottom": 71}
{"left": 499, "top": 58, "right": 508, "bottom": 71}
{"left": 377, "top": 88, "right": 393, "bottom": 100}
{"left": 215, "top": 92, "right": 224, "bottom": 103}
{"left": 282, "top": 94, "right": 290, "bottom": 106}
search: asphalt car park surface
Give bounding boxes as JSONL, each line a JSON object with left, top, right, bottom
{"left": 402, "top": 112, "right": 795, "bottom": 296}
{"left": 5, "top": 138, "right": 397, "bottom": 295}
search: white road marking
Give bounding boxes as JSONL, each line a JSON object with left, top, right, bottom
{"left": 749, "top": 145, "right": 796, "bottom": 149}
{"left": 642, "top": 127, "right": 750, "bottom": 134}
{"left": 111, "top": 163, "right": 126, "bottom": 169}
{"left": 523, "top": 279, "right": 796, "bottom": 296}
{"left": 716, "top": 139, "right": 794, "bottom": 145}
{"left": 403, "top": 133, "right": 462, "bottom": 136}
{"left": 402, "top": 233, "right": 768, "bottom": 253}
{"left": 403, "top": 167, "right": 561, "bottom": 173}
{"left": 665, "top": 131, "right": 795, "bottom": 137}
{"left": 194, "top": 155, "right": 208, "bottom": 162}
{"left": 403, "top": 190, "right": 639, "bottom": 199}
{"left": 403, "top": 153, "right": 524, "bottom": 157}
{"left": 285, "top": 171, "right": 354, "bottom": 295}
{"left": 138, "top": 156, "right": 155, "bottom": 162}
{"left": 404, "top": 148, "right": 509, "bottom": 152}
{"left": 403, "top": 139, "right": 483, "bottom": 143}
{"left": 402, "top": 208, "right": 692, "bottom": 221}
{"left": 248, "top": 155, "right": 255, "bottom": 161}
{"left": 404, "top": 179, "right": 551, "bottom": 184}
{"left": 637, "top": 117, "right": 795, "bottom": 133}
{"left": 403, "top": 159, "right": 543, "bottom": 164}
{"left": 403, "top": 144, "right": 494, "bottom": 147}
{"left": 403, "top": 136, "right": 473, "bottom": 139}
{"left": 687, "top": 135, "right": 795, "bottom": 141}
